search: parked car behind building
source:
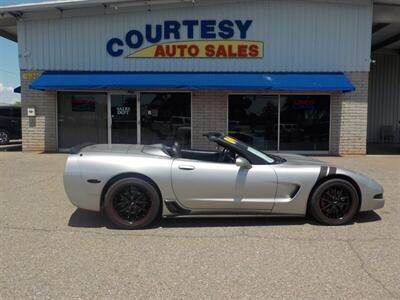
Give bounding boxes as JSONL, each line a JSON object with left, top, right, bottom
{"left": 0, "top": 106, "right": 21, "bottom": 145}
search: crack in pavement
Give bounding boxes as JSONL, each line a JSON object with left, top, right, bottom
{"left": 347, "top": 241, "right": 399, "bottom": 299}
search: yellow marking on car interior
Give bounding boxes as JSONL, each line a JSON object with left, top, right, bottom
{"left": 224, "top": 136, "right": 237, "bottom": 144}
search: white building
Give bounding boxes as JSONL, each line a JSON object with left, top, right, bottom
{"left": 0, "top": 0, "right": 399, "bottom": 154}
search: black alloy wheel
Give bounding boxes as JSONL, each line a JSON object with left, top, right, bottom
{"left": 0, "top": 130, "right": 9, "bottom": 145}
{"left": 104, "top": 177, "right": 160, "bottom": 229}
{"left": 319, "top": 186, "right": 352, "bottom": 219}
{"left": 310, "top": 179, "right": 359, "bottom": 225}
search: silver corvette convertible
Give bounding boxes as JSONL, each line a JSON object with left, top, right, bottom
{"left": 64, "top": 132, "right": 384, "bottom": 229}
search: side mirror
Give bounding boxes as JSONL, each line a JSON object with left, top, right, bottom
{"left": 235, "top": 157, "right": 252, "bottom": 169}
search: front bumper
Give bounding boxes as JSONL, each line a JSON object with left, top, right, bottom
{"left": 359, "top": 179, "right": 385, "bottom": 212}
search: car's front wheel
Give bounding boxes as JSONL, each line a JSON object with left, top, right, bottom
{"left": 103, "top": 177, "right": 161, "bottom": 229}
{"left": 309, "top": 179, "right": 360, "bottom": 225}
{"left": 0, "top": 130, "right": 10, "bottom": 145}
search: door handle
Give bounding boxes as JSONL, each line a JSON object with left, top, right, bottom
{"left": 178, "top": 165, "right": 195, "bottom": 170}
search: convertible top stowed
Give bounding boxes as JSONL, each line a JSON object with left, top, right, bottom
{"left": 64, "top": 132, "right": 384, "bottom": 229}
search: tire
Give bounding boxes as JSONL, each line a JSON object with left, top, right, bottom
{"left": 103, "top": 177, "right": 161, "bottom": 229}
{"left": 0, "top": 130, "right": 10, "bottom": 145}
{"left": 309, "top": 179, "right": 359, "bottom": 225}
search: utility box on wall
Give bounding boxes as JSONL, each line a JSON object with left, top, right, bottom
{"left": 27, "top": 107, "right": 36, "bottom": 117}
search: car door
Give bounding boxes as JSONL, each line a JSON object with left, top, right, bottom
{"left": 171, "top": 158, "right": 277, "bottom": 211}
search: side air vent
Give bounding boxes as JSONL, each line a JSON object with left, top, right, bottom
{"left": 165, "top": 201, "right": 191, "bottom": 215}
{"left": 87, "top": 179, "right": 101, "bottom": 184}
{"left": 289, "top": 185, "right": 301, "bottom": 199}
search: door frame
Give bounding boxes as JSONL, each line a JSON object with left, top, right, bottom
{"left": 107, "top": 91, "right": 193, "bottom": 146}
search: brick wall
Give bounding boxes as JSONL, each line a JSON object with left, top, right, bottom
{"left": 330, "top": 72, "right": 369, "bottom": 155}
{"left": 192, "top": 90, "right": 228, "bottom": 149}
{"left": 21, "top": 71, "right": 57, "bottom": 152}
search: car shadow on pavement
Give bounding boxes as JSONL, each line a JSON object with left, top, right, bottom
{"left": 68, "top": 209, "right": 381, "bottom": 230}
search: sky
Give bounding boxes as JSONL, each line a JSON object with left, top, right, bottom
{"left": 0, "top": 1, "right": 80, "bottom": 104}
{"left": 0, "top": 1, "right": 49, "bottom": 105}
{"left": 0, "top": 37, "right": 20, "bottom": 105}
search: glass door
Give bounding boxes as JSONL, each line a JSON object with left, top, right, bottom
{"left": 110, "top": 94, "right": 138, "bottom": 144}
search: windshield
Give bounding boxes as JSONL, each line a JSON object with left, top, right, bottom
{"left": 246, "top": 145, "right": 275, "bottom": 164}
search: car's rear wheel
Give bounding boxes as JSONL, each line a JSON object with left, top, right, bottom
{"left": 0, "top": 130, "right": 10, "bottom": 145}
{"left": 103, "top": 177, "right": 160, "bottom": 229}
{"left": 309, "top": 179, "right": 359, "bottom": 225}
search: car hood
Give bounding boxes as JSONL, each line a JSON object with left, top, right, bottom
{"left": 274, "top": 153, "right": 333, "bottom": 166}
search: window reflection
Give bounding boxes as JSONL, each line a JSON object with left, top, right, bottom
{"left": 140, "top": 93, "right": 191, "bottom": 148}
{"left": 280, "top": 95, "right": 330, "bottom": 151}
{"left": 228, "top": 94, "right": 331, "bottom": 151}
{"left": 58, "top": 92, "right": 107, "bottom": 149}
{"left": 228, "top": 95, "right": 278, "bottom": 150}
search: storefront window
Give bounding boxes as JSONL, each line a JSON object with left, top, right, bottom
{"left": 58, "top": 92, "right": 107, "bottom": 149}
{"left": 140, "top": 93, "right": 191, "bottom": 148}
{"left": 228, "top": 95, "right": 278, "bottom": 150}
{"left": 280, "top": 95, "right": 330, "bottom": 151}
{"left": 228, "top": 94, "right": 330, "bottom": 152}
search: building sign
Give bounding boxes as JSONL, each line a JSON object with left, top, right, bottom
{"left": 106, "top": 20, "right": 263, "bottom": 59}
{"left": 291, "top": 99, "right": 317, "bottom": 110}
{"left": 116, "top": 106, "right": 131, "bottom": 116}
{"left": 71, "top": 97, "right": 96, "bottom": 112}
{"left": 22, "top": 71, "right": 41, "bottom": 81}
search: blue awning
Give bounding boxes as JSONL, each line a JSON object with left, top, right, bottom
{"left": 14, "top": 86, "right": 21, "bottom": 93}
{"left": 30, "top": 71, "right": 355, "bottom": 92}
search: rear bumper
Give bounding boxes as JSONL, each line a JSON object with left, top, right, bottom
{"left": 63, "top": 155, "right": 101, "bottom": 212}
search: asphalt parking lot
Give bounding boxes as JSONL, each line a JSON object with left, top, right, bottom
{"left": 0, "top": 153, "right": 399, "bottom": 299}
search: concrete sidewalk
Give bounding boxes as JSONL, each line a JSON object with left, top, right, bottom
{"left": 0, "top": 153, "right": 399, "bottom": 299}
